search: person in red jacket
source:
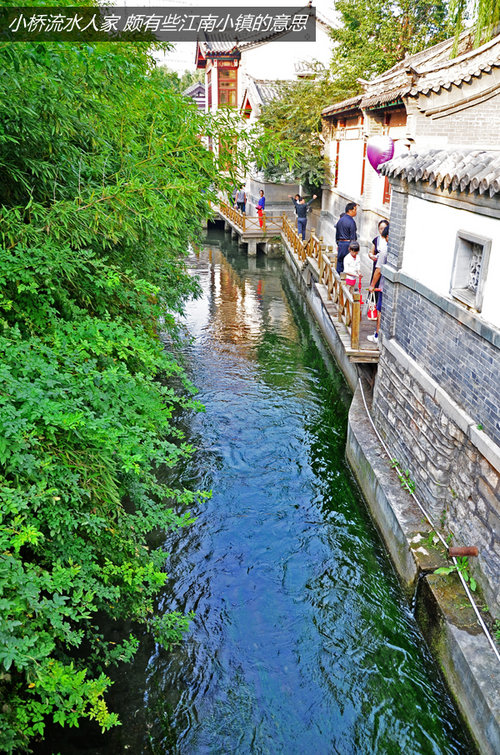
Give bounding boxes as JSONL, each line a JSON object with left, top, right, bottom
{"left": 256, "top": 190, "right": 265, "bottom": 228}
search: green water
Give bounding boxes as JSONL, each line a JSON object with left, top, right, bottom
{"left": 46, "top": 231, "right": 473, "bottom": 754}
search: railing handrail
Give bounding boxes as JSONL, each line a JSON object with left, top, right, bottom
{"left": 218, "top": 200, "right": 283, "bottom": 233}
{"left": 281, "top": 214, "right": 361, "bottom": 350}
{"left": 217, "top": 205, "right": 363, "bottom": 352}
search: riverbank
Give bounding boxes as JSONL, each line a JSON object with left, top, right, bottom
{"left": 281, "top": 235, "right": 500, "bottom": 755}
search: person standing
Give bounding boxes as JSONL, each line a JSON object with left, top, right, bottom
{"left": 343, "top": 242, "right": 361, "bottom": 288}
{"left": 256, "top": 189, "right": 265, "bottom": 228}
{"left": 367, "top": 224, "right": 389, "bottom": 345}
{"left": 335, "top": 202, "right": 357, "bottom": 273}
{"left": 235, "top": 186, "right": 246, "bottom": 214}
{"left": 288, "top": 194, "right": 317, "bottom": 240}
{"left": 368, "top": 219, "right": 389, "bottom": 281}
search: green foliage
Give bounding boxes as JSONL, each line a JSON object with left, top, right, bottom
{"left": 151, "top": 610, "right": 196, "bottom": 649}
{"left": 0, "top": 28, "right": 227, "bottom": 752}
{"left": 451, "top": 0, "right": 500, "bottom": 49}
{"left": 153, "top": 66, "right": 205, "bottom": 94}
{"left": 331, "top": 0, "right": 452, "bottom": 92}
{"left": 424, "top": 530, "right": 439, "bottom": 547}
{"left": 390, "top": 459, "right": 416, "bottom": 494}
{"left": 435, "top": 557, "right": 478, "bottom": 591}
{"left": 258, "top": 71, "right": 337, "bottom": 190}
{"left": 202, "top": 105, "right": 298, "bottom": 190}
{"left": 494, "top": 619, "right": 500, "bottom": 643}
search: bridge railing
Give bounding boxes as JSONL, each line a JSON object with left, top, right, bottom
{"left": 282, "top": 215, "right": 361, "bottom": 350}
{"left": 219, "top": 199, "right": 246, "bottom": 231}
{"left": 218, "top": 200, "right": 283, "bottom": 235}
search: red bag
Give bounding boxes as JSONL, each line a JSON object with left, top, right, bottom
{"left": 367, "top": 291, "right": 378, "bottom": 320}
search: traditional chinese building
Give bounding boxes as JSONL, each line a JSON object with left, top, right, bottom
{"left": 194, "top": 12, "right": 333, "bottom": 116}
{"left": 183, "top": 81, "right": 206, "bottom": 110}
{"left": 320, "top": 31, "right": 500, "bottom": 250}
{"left": 196, "top": 14, "right": 334, "bottom": 218}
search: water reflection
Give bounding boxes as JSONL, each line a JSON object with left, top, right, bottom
{"left": 42, "top": 230, "right": 473, "bottom": 755}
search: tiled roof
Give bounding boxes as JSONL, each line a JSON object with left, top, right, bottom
{"left": 198, "top": 40, "right": 239, "bottom": 56}
{"left": 380, "top": 148, "right": 500, "bottom": 196}
{"left": 183, "top": 82, "right": 205, "bottom": 97}
{"left": 322, "top": 95, "right": 362, "bottom": 116}
{"left": 253, "top": 79, "right": 282, "bottom": 105}
{"left": 239, "top": 77, "right": 283, "bottom": 115}
{"left": 322, "top": 31, "right": 500, "bottom": 116}
{"left": 408, "top": 32, "right": 500, "bottom": 96}
{"left": 197, "top": 7, "right": 321, "bottom": 56}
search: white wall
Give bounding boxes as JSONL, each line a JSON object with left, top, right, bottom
{"left": 403, "top": 195, "right": 500, "bottom": 328}
{"left": 370, "top": 138, "right": 409, "bottom": 211}
{"left": 337, "top": 140, "right": 364, "bottom": 199}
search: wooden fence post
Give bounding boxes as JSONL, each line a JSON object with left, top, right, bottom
{"left": 352, "top": 291, "right": 360, "bottom": 349}
{"left": 338, "top": 276, "right": 345, "bottom": 322}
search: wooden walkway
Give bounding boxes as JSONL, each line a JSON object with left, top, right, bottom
{"left": 216, "top": 199, "right": 284, "bottom": 253}
{"left": 214, "top": 201, "right": 379, "bottom": 364}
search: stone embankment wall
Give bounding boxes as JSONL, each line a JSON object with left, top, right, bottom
{"left": 373, "top": 337, "right": 500, "bottom": 615}
{"left": 375, "top": 174, "right": 500, "bottom": 615}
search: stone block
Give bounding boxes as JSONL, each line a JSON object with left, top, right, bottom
{"left": 476, "top": 497, "right": 487, "bottom": 519}
{"left": 479, "top": 456, "right": 500, "bottom": 489}
{"left": 487, "top": 507, "right": 500, "bottom": 533}
{"left": 468, "top": 425, "right": 500, "bottom": 474}
{"left": 478, "top": 476, "right": 499, "bottom": 510}
{"left": 448, "top": 422, "right": 466, "bottom": 444}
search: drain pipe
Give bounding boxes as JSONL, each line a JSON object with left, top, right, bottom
{"left": 357, "top": 378, "right": 500, "bottom": 663}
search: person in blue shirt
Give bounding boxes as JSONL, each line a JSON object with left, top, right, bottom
{"left": 335, "top": 202, "right": 357, "bottom": 273}
{"left": 288, "top": 194, "right": 317, "bottom": 240}
{"left": 256, "top": 189, "right": 265, "bottom": 228}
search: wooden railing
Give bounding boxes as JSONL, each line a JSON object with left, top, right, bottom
{"left": 281, "top": 212, "right": 305, "bottom": 260}
{"left": 281, "top": 215, "right": 361, "bottom": 350}
{"left": 219, "top": 199, "right": 247, "bottom": 231}
{"left": 218, "top": 200, "right": 282, "bottom": 235}
{"left": 214, "top": 204, "right": 363, "bottom": 351}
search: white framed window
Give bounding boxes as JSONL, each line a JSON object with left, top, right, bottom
{"left": 450, "top": 230, "right": 491, "bottom": 312}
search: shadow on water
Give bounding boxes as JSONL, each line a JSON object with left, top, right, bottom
{"left": 39, "top": 229, "right": 475, "bottom": 755}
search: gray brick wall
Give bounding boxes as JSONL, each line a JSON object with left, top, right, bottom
{"left": 386, "top": 183, "right": 408, "bottom": 270}
{"left": 409, "top": 85, "right": 500, "bottom": 147}
{"left": 373, "top": 346, "right": 500, "bottom": 612}
{"left": 380, "top": 285, "right": 500, "bottom": 446}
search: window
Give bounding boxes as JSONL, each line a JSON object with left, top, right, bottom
{"left": 360, "top": 140, "right": 367, "bottom": 196}
{"left": 382, "top": 176, "right": 391, "bottom": 204}
{"left": 218, "top": 68, "right": 237, "bottom": 107}
{"left": 450, "top": 231, "right": 491, "bottom": 311}
{"left": 207, "top": 70, "right": 212, "bottom": 109}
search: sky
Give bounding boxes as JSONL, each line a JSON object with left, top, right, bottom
{"left": 120, "top": 1, "right": 337, "bottom": 73}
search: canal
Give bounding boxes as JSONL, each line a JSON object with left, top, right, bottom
{"left": 48, "top": 230, "right": 473, "bottom": 754}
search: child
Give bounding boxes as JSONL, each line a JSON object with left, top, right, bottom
{"left": 343, "top": 241, "right": 361, "bottom": 288}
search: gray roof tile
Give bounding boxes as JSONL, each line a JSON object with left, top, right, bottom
{"left": 322, "top": 32, "right": 500, "bottom": 116}
{"left": 380, "top": 148, "right": 500, "bottom": 195}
